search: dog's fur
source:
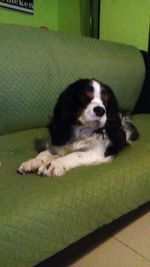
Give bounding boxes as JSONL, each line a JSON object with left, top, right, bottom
{"left": 18, "top": 79, "right": 139, "bottom": 177}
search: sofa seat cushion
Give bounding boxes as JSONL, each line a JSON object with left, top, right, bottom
{"left": 0, "top": 114, "right": 150, "bottom": 267}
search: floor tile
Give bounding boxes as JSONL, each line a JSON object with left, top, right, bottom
{"left": 114, "top": 212, "right": 150, "bottom": 261}
{"left": 70, "top": 238, "right": 150, "bottom": 267}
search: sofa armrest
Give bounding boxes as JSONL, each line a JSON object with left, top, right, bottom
{"left": 133, "top": 51, "right": 150, "bottom": 114}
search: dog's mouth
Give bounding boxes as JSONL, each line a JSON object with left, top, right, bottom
{"left": 76, "top": 119, "right": 100, "bottom": 128}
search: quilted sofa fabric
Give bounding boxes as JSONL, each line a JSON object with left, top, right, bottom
{"left": 0, "top": 23, "right": 145, "bottom": 135}
{"left": 0, "top": 23, "right": 148, "bottom": 266}
{"left": 0, "top": 115, "right": 150, "bottom": 267}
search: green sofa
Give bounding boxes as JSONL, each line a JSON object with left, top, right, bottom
{"left": 0, "top": 24, "right": 150, "bottom": 267}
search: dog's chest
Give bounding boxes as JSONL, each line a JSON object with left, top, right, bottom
{"left": 73, "top": 125, "right": 97, "bottom": 140}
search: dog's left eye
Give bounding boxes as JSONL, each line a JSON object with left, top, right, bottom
{"left": 101, "top": 92, "right": 109, "bottom": 104}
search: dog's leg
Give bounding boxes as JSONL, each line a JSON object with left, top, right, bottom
{"left": 38, "top": 148, "right": 113, "bottom": 177}
{"left": 18, "top": 150, "right": 57, "bottom": 174}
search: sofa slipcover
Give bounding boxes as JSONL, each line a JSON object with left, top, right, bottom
{"left": 0, "top": 24, "right": 149, "bottom": 267}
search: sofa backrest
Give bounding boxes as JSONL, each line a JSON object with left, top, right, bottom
{"left": 0, "top": 24, "right": 145, "bottom": 135}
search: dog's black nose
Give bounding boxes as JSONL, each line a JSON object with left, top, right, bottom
{"left": 93, "top": 106, "right": 105, "bottom": 117}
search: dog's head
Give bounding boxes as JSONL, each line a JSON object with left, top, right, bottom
{"left": 49, "top": 79, "right": 120, "bottom": 146}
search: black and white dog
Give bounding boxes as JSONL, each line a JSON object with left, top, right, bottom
{"left": 18, "top": 79, "right": 139, "bottom": 176}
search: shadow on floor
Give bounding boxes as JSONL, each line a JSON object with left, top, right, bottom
{"left": 35, "top": 201, "right": 150, "bottom": 267}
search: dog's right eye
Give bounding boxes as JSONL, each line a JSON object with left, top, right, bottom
{"left": 80, "top": 94, "right": 91, "bottom": 105}
{"left": 81, "top": 91, "right": 93, "bottom": 103}
{"left": 85, "top": 90, "right": 93, "bottom": 100}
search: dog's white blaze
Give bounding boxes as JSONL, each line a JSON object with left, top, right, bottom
{"left": 92, "top": 80, "right": 104, "bottom": 107}
{"left": 92, "top": 80, "right": 102, "bottom": 99}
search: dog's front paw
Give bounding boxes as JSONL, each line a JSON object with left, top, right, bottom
{"left": 18, "top": 158, "right": 43, "bottom": 174}
{"left": 39, "top": 160, "right": 67, "bottom": 177}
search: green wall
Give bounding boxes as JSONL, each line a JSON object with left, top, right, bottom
{"left": 58, "top": 0, "right": 149, "bottom": 51}
{"left": 0, "top": 0, "right": 58, "bottom": 30}
{"left": 100, "top": 0, "right": 150, "bottom": 51}
{"left": 0, "top": 0, "right": 149, "bottom": 51}
{"left": 58, "top": 0, "right": 81, "bottom": 35}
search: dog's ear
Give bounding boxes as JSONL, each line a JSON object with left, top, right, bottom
{"left": 102, "top": 84, "right": 127, "bottom": 156}
{"left": 101, "top": 83, "right": 119, "bottom": 115}
{"left": 48, "top": 84, "right": 76, "bottom": 146}
{"left": 104, "top": 122, "right": 127, "bottom": 156}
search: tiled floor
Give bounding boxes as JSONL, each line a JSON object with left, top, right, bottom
{"left": 70, "top": 212, "right": 150, "bottom": 267}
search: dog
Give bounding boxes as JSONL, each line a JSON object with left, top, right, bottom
{"left": 18, "top": 79, "right": 139, "bottom": 177}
